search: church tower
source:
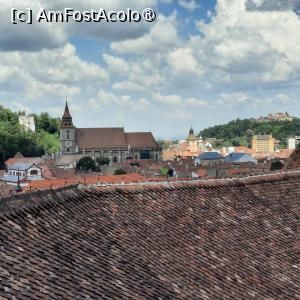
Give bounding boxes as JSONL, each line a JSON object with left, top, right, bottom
{"left": 60, "top": 101, "right": 76, "bottom": 153}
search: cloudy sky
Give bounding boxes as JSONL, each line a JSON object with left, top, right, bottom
{"left": 1, "top": 0, "right": 300, "bottom": 139}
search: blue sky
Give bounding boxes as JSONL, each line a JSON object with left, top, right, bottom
{"left": 0, "top": 0, "right": 300, "bottom": 139}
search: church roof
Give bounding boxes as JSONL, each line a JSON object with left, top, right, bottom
{"left": 75, "top": 128, "right": 160, "bottom": 150}
{"left": 0, "top": 173, "right": 299, "bottom": 298}
{"left": 76, "top": 128, "right": 128, "bottom": 149}
{"left": 125, "top": 132, "right": 160, "bottom": 149}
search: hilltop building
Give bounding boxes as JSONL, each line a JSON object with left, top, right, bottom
{"left": 60, "top": 102, "right": 161, "bottom": 162}
{"left": 251, "top": 112, "right": 294, "bottom": 123}
{"left": 251, "top": 134, "right": 275, "bottom": 152}
{"left": 18, "top": 115, "right": 35, "bottom": 132}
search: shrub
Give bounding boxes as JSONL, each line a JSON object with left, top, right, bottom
{"left": 76, "top": 156, "right": 96, "bottom": 172}
{"left": 114, "top": 169, "right": 127, "bottom": 175}
{"left": 96, "top": 156, "right": 110, "bottom": 165}
{"left": 270, "top": 160, "right": 284, "bottom": 171}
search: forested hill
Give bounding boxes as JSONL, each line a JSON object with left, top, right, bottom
{"left": 0, "top": 105, "right": 60, "bottom": 167}
{"left": 200, "top": 118, "right": 300, "bottom": 148}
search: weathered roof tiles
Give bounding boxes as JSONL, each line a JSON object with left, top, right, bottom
{"left": 0, "top": 172, "right": 299, "bottom": 299}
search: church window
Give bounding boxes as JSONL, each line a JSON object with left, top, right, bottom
{"left": 140, "top": 150, "right": 151, "bottom": 160}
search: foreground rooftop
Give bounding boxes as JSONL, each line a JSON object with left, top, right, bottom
{"left": 0, "top": 172, "right": 299, "bottom": 299}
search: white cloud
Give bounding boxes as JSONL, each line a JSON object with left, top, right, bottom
{"left": 178, "top": 0, "right": 200, "bottom": 12}
{"left": 168, "top": 48, "right": 199, "bottom": 74}
{"left": 154, "top": 92, "right": 207, "bottom": 107}
{"left": 191, "top": 0, "right": 300, "bottom": 87}
{"left": 111, "top": 13, "right": 179, "bottom": 54}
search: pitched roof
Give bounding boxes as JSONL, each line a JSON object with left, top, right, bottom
{"left": 197, "top": 151, "right": 224, "bottom": 160}
{"left": 5, "top": 157, "right": 43, "bottom": 167}
{"left": 125, "top": 132, "right": 160, "bottom": 149}
{"left": 76, "top": 128, "right": 128, "bottom": 149}
{"left": 62, "top": 101, "right": 72, "bottom": 119}
{"left": 13, "top": 152, "right": 24, "bottom": 158}
{"left": 224, "top": 152, "right": 257, "bottom": 163}
{"left": 0, "top": 173, "right": 299, "bottom": 299}
{"left": 8, "top": 163, "right": 36, "bottom": 171}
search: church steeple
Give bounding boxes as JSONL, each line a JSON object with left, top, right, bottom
{"left": 60, "top": 101, "right": 76, "bottom": 153}
{"left": 187, "top": 126, "right": 196, "bottom": 140}
{"left": 61, "top": 101, "right": 74, "bottom": 128}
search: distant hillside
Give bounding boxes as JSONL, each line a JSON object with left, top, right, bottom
{"left": 200, "top": 118, "right": 300, "bottom": 148}
{"left": 0, "top": 105, "right": 60, "bottom": 168}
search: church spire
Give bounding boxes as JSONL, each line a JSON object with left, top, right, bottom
{"left": 61, "top": 100, "right": 74, "bottom": 128}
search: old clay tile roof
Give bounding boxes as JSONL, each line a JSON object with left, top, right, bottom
{"left": 125, "top": 132, "right": 160, "bottom": 149}
{"left": 286, "top": 147, "right": 300, "bottom": 170}
{"left": 0, "top": 173, "right": 299, "bottom": 299}
{"left": 76, "top": 128, "right": 128, "bottom": 150}
{"left": 24, "top": 174, "right": 147, "bottom": 191}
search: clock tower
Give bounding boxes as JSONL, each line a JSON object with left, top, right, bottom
{"left": 60, "top": 101, "right": 76, "bottom": 153}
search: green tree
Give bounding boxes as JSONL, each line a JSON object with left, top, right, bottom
{"left": 0, "top": 106, "right": 61, "bottom": 168}
{"left": 270, "top": 160, "right": 284, "bottom": 171}
{"left": 76, "top": 156, "right": 96, "bottom": 172}
{"left": 96, "top": 156, "right": 110, "bottom": 165}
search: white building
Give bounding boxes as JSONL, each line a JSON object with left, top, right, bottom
{"left": 19, "top": 115, "right": 36, "bottom": 132}
{"left": 1, "top": 163, "right": 42, "bottom": 186}
{"left": 288, "top": 136, "right": 300, "bottom": 150}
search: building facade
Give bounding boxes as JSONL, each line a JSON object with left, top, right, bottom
{"left": 251, "top": 134, "right": 275, "bottom": 152}
{"left": 1, "top": 163, "right": 42, "bottom": 186}
{"left": 60, "top": 102, "right": 162, "bottom": 162}
{"left": 19, "top": 115, "right": 36, "bottom": 132}
{"left": 288, "top": 136, "right": 300, "bottom": 150}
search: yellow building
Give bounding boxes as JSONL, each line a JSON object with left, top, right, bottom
{"left": 186, "top": 128, "right": 203, "bottom": 153}
{"left": 251, "top": 134, "right": 275, "bottom": 152}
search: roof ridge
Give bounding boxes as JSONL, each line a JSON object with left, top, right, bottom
{"left": 1, "top": 171, "right": 299, "bottom": 216}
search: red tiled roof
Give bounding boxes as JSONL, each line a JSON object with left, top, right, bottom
{"left": 0, "top": 172, "right": 299, "bottom": 298}
{"left": 5, "top": 157, "right": 43, "bottom": 167}
{"left": 24, "top": 173, "right": 146, "bottom": 191}
{"left": 76, "top": 128, "right": 128, "bottom": 149}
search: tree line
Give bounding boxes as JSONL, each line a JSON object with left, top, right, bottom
{"left": 0, "top": 106, "right": 61, "bottom": 168}
{"left": 200, "top": 118, "right": 300, "bottom": 148}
